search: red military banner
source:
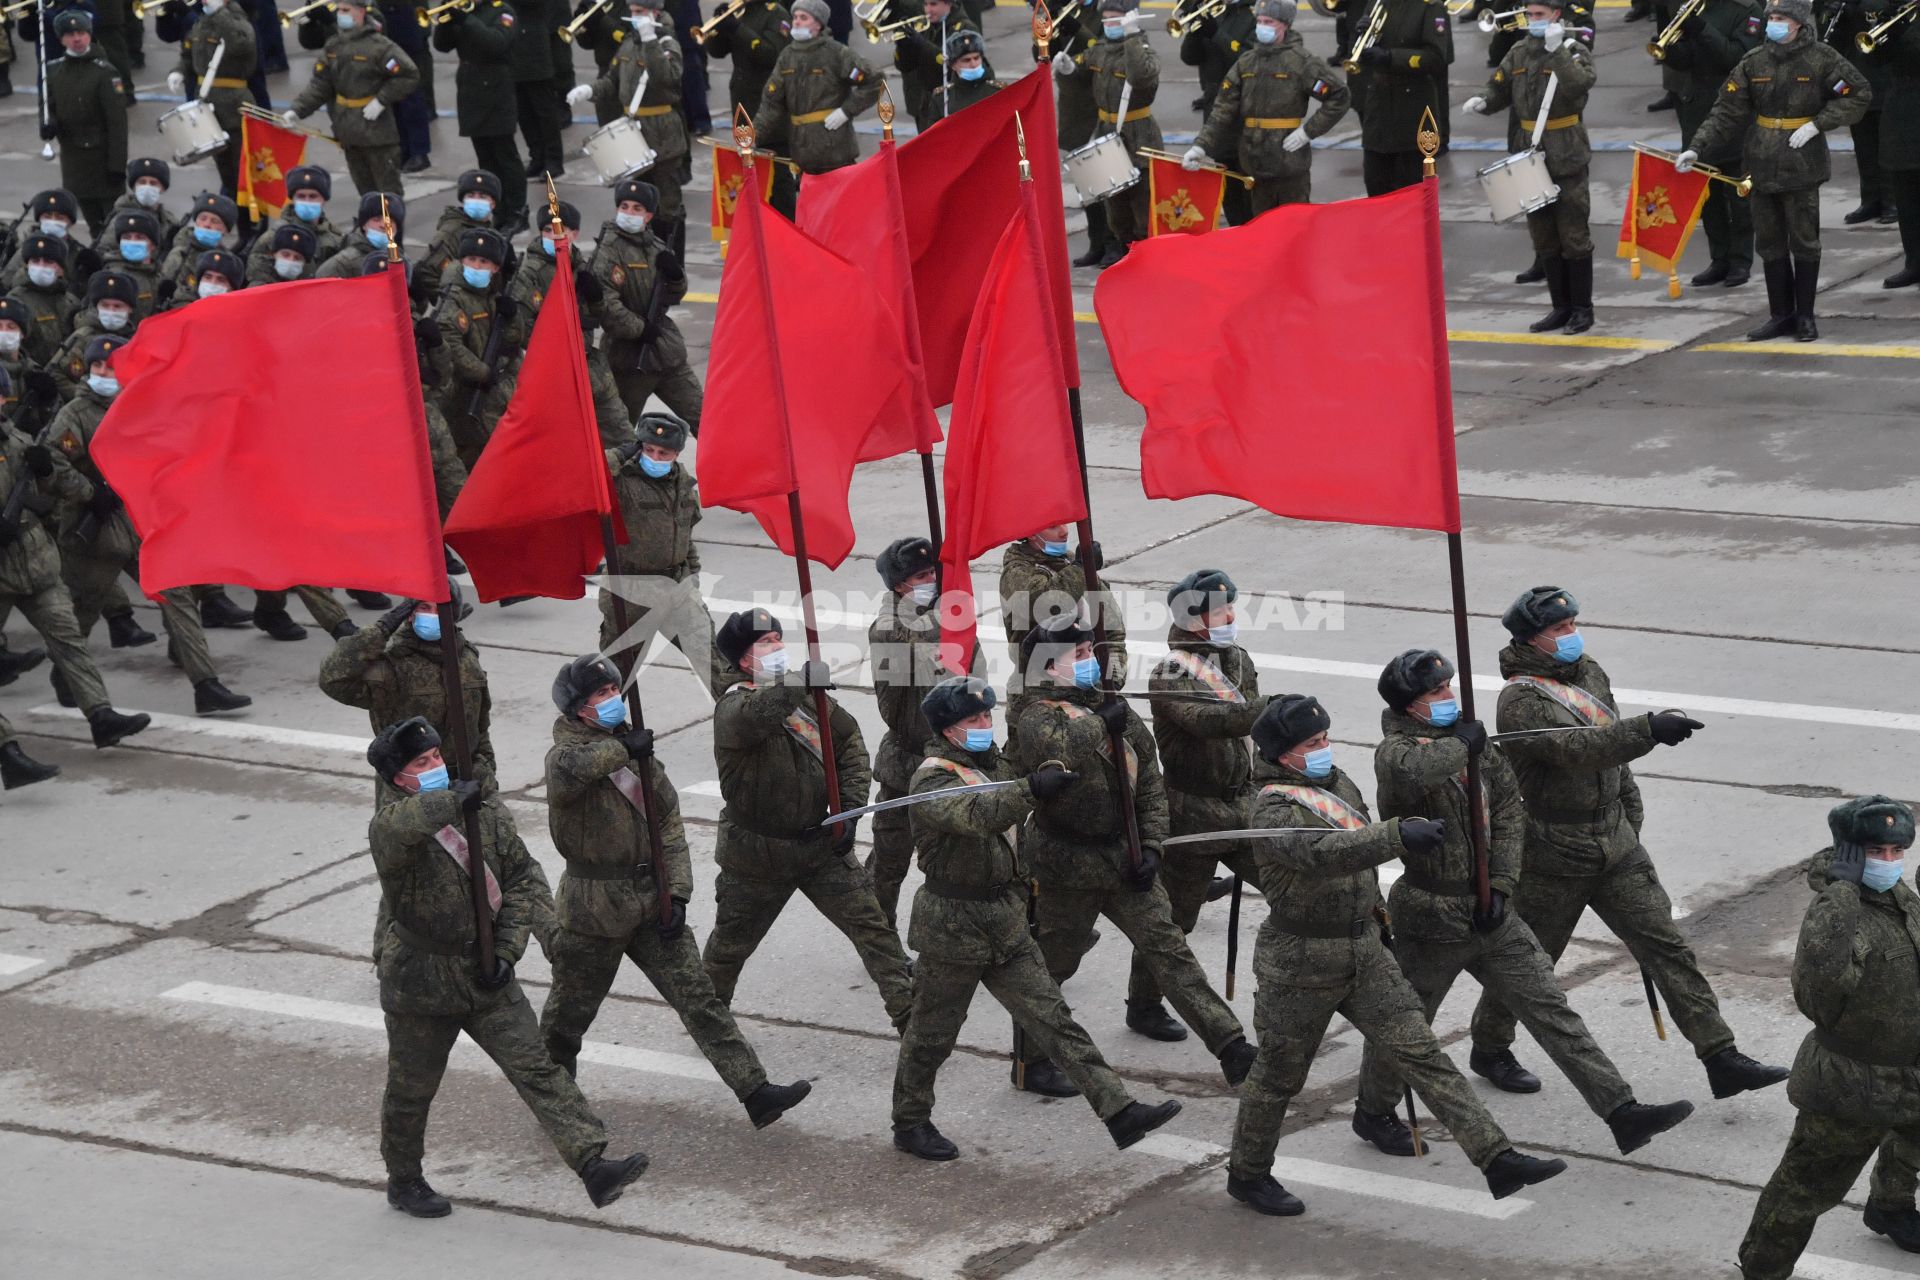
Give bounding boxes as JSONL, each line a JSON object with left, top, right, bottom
{"left": 1617, "top": 147, "right": 1714, "bottom": 298}
{"left": 1146, "top": 157, "right": 1226, "bottom": 237}
{"left": 710, "top": 143, "right": 777, "bottom": 249}
{"left": 237, "top": 110, "right": 310, "bottom": 220}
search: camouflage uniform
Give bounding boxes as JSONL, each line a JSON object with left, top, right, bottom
{"left": 998, "top": 540, "right": 1128, "bottom": 682}
{"left": 1082, "top": 25, "right": 1163, "bottom": 247}
{"left": 175, "top": 0, "right": 258, "bottom": 195}
{"left": 752, "top": 34, "right": 881, "bottom": 175}
{"left": 1356, "top": 708, "right": 1636, "bottom": 1123}
{"left": 538, "top": 715, "right": 771, "bottom": 1096}
{"left": 701, "top": 678, "right": 915, "bottom": 1026}
{"left": 1482, "top": 30, "right": 1596, "bottom": 257}
{"left": 1009, "top": 683, "right": 1246, "bottom": 1063}
{"left": 244, "top": 209, "right": 346, "bottom": 287}
{"left": 371, "top": 783, "right": 611, "bottom": 1179}
{"left": 588, "top": 217, "right": 703, "bottom": 430}
{"left": 5, "top": 273, "right": 80, "bottom": 367}
{"left": 288, "top": 22, "right": 422, "bottom": 196}
{"left": 503, "top": 239, "right": 632, "bottom": 446}
{"left": 415, "top": 205, "right": 493, "bottom": 307}
{"left": 1231, "top": 760, "right": 1514, "bottom": 1180}
{"left": 597, "top": 444, "right": 726, "bottom": 697}
{"left": 586, "top": 16, "right": 692, "bottom": 224}
{"left": 894, "top": 736, "right": 1135, "bottom": 1126}
{"left": 1871, "top": 1131, "right": 1920, "bottom": 1219}
{"left": 868, "top": 583, "right": 946, "bottom": 925}
{"left": 1468, "top": 641, "right": 1738, "bottom": 1060}
{"left": 1194, "top": 30, "right": 1350, "bottom": 212}
{"left": 433, "top": 272, "right": 525, "bottom": 463}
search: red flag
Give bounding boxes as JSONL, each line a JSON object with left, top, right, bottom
{"left": 90, "top": 269, "right": 448, "bottom": 601}
{"left": 886, "top": 67, "right": 1080, "bottom": 407}
{"left": 238, "top": 112, "right": 309, "bottom": 220}
{"left": 938, "top": 181, "right": 1087, "bottom": 671}
{"left": 443, "top": 237, "right": 618, "bottom": 602}
{"left": 792, "top": 139, "right": 941, "bottom": 462}
{"left": 1616, "top": 148, "right": 1713, "bottom": 298}
{"left": 1096, "top": 181, "right": 1461, "bottom": 534}
{"left": 698, "top": 172, "right": 911, "bottom": 568}
{"left": 1146, "top": 157, "right": 1226, "bottom": 236}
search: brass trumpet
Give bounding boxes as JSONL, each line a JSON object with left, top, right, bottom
{"left": 278, "top": 0, "right": 334, "bottom": 25}
{"left": 1646, "top": 0, "right": 1702, "bottom": 59}
{"left": 132, "top": 0, "right": 186, "bottom": 17}
{"left": 1856, "top": 0, "right": 1917, "bottom": 51}
{"left": 691, "top": 0, "right": 746, "bottom": 42}
{"left": 1343, "top": 0, "right": 1386, "bottom": 72}
{"left": 1, "top": 0, "right": 43, "bottom": 17}
{"left": 1476, "top": 6, "right": 1524, "bottom": 31}
{"left": 861, "top": 11, "right": 929, "bottom": 40}
{"left": 416, "top": 0, "right": 473, "bottom": 25}
{"left": 557, "top": 0, "right": 610, "bottom": 40}
{"left": 1167, "top": 0, "right": 1226, "bottom": 35}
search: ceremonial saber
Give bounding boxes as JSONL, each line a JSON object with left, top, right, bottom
{"left": 37, "top": 0, "right": 53, "bottom": 159}
{"left": 1165, "top": 827, "right": 1332, "bottom": 847}
{"left": 1224, "top": 874, "right": 1242, "bottom": 999}
{"left": 819, "top": 776, "right": 1024, "bottom": 825}
{"left": 1642, "top": 967, "right": 1667, "bottom": 1040}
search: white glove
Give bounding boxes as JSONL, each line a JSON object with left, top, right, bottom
{"left": 566, "top": 83, "right": 594, "bottom": 107}
{"left": 167, "top": 71, "right": 186, "bottom": 96}
{"left": 1788, "top": 121, "right": 1818, "bottom": 149}
{"left": 824, "top": 106, "right": 849, "bottom": 130}
{"left": 1051, "top": 49, "right": 1077, "bottom": 76}
{"left": 1120, "top": 9, "right": 1143, "bottom": 33}
{"left": 1542, "top": 21, "right": 1564, "bottom": 50}
{"left": 1282, "top": 127, "right": 1310, "bottom": 152}
{"left": 1462, "top": 94, "right": 1488, "bottom": 115}
{"left": 1180, "top": 144, "right": 1206, "bottom": 170}
{"left": 635, "top": 13, "right": 657, "bottom": 39}
{"left": 360, "top": 97, "right": 385, "bottom": 122}
{"left": 281, "top": 109, "right": 300, "bottom": 126}
{"left": 1673, "top": 148, "right": 1697, "bottom": 173}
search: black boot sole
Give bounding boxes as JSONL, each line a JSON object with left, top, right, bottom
{"left": 1488, "top": 1158, "right": 1567, "bottom": 1199}
{"left": 1227, "top": 1180, "right": 1306, "bottom": 1216}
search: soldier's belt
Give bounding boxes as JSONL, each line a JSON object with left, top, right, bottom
{"left": 791, "top": 108, "right": 836, "bottom": 124}
{"left": 391, "top": 920, "right": 474, "bottom": 957}
{"left": 1098, "top": 106, "right": 1154, "bottom": 123}
{"left": 209, "top": 77, "right": 248, "bottom": 89}
{"left": 336, "top": 94, "right": 376, "bottom": 108}
{"left": 1244, "top": 116, "right": 1304, "bottom": 129}
{"left": 1816, "top": 1027, "right": 1920, "bottom": 1068}
{"left": 629, "top": 104, "right": 675, "bottom": 117}
{"left": 1399, "top": 867, "right": 1475, "bottom": 897}
{"left": 1529, "top": 804, "right": 1614, "bottom": 825}
{"left": 1758, "top": 115, "right": 1815, "bottom": 129}
{"left": 923, "top": 877, "right": 1012, "bottom": 902}
{"left": 1272, "top": 913, "right": 1370, "bottom": 940}
{"left": 563, "top": 858, "right": 654, "bottom": 881}
{"left": 1519, "top": 114, "right": 1582, "bottom": 131}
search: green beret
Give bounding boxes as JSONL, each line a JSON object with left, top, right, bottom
{"left": 717, "top": 607, "right": 782, "bottom": 668}
{"left": 1167, "top": 568, "right": 1236, "bottom": 624}
{"left": 877, "top": 537, "right": 937, "bottom": 590}
{"left": 367, "top": 716, "right": 441, "bottom": 781}
{"left": 922, "top": 676, "right": 996, "bottom": 732}
{"left": 1502, "top": 585, "right": 1580, "bottom": 638}
{"left": 1378, "top": 648, "right": 1456, "bottom": 710}
{"left": 1828, "top": 795, "right": 1916, "bottom": 848}
{"left": 1252, "top": 694, "right": 1330, "bottom": 762}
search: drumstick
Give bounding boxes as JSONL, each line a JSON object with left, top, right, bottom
{"left": 198, "top": 38, "right": 226, "bottom": 102}
{"left": 626, "top": 69, "right": 650, "bottom": 121}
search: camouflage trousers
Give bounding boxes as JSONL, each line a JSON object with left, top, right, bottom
{"left": 1526, "top": 167, "right": 1593, "bottom": 258}
{"left": 1739, "top": 1111, "right": 1920, "bottom": 1279}
{"left": 1106, "top": 178, "right": 1152, "bottom": 247}
{"left": 1, "top": 578, "right": 111, "bottom": 712}
{"left": 866, "top": 780, "right": 913, "bottom": 929}
{"left": 1470, "top": 844, "right": 1736, "bottom": 1061}
{"left": 342, "top": 144, "right": 406, "bottom": 200}
{"left": 1752, "top": 186, "right": 1822, "bottom": 263}
{"left": 1233, "top": 929, "right": 1512, "bottom": 1181}
{"left": 702, "top": 856, "right": 917, "bottom": 1028}
{"left": 62, "top": 547, "right": 218, "bottom": 686}
{"left": 1360, "top": 911, "right": 1634, "bottom": 1122}
{"left": 1872, "top": 1130, "right": 1920, "bottom": 1211}
{"left": 612, "top": 363, "right": 705, "bottom": 437}
{"left": 1249, "top": 173, "right": 1312, "bottom": 216}
{"left": 251, "top": 585, "right": 351, "bottom": 633}
{"left": 1023, "top": 875, "right": 1244, "bottom": 1061}
{"left": 540, "top": 923, "right": 769, "bottom": 1099}
{"left": 381, "top": 980, "right": 608, "bottom": 1180}
{"left": 1127, "top": 837, "right": 1255, "bottom": 1007}
{"left": 596, "top": 578, "right": 730, "bottom": 700}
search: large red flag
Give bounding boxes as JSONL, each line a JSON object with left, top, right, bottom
{"left": 792, "top": 138, "right": 940, "bottom": 462}
{"left": 888, "top": 67, "right": 1079, "bottom": 407}
{"left": 1095, "top": 181, "right": 1461, "bottom": 534}
{"left": 91, "top": 269, "right": 448, "bottom": 601}
{"left": 444, "top": 239, "right": 619, "bottom": 602}
{"left": 698, "top": 171, "right": 911, "bottom": 568}
{"left": 939, "top": 180, "right": 1087, "bottom": 671}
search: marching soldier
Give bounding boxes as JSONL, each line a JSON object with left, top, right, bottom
{"left": 50, "top": 271, "right": 143, "bottom": 404}
{"left": 1821, "top": 0, "right": 1900, "bottom": 224}
{"left": 1878, "top": 0, "right": 1920, "bottom": 287}
{"left": 262, "top": 223, "right": 322, "bottom": 284}
{"left": 752, "top": 0, "right": 881, "bottom": 182}
{"left": 283, "top": 0, "right": 422, "bottom": 198}
{"left": 1008, "top": 614, "right": 1256, "bottom": 1095}
{"left": 434, "top": 226, "right": 526, "bottom": 464}
{"left": 700, "top": 608, "right": 916, "bottom": 1032}
{"left": 2, "top": 190, "right": 84, "bottom": 294}
{"left": 506, "top": 199, "right": 633, "bottom": 445}
{"left": 998, "top": 524, "right": 1127, "bottom": 682}
{"left": 1227, "top": 694, "right": 1571, "bottom": 1214}
{"left": 1736, "top": 796, "right": 1919, "bottom": 1279}
{"left": 158, "top": 193, "right": 243, "bottom": 288}
{"left": 892, "top": 0, "right": 980, "bottom": 132}
{"left": 867, "top": 536, "right": 946, "bottom": 928}
{"left": 168, "top": 0, "right": 257, "bottom": 197}
{"left": 363, "top": 717, "right": 651, "bottom": 1218}
{"left": 433, "top": 2, "right": 530, "bottom": 234}
{"left": 44, "top": 12, "right": 131, "bottom": 239}
{"left": 1353, "top": 648, "right": 1698, "bottom": 1159}
{"left": 1864, "top": 1133, "right": 1920, "bottom": 1250}
{"left": 1, "top": 708, "right": 60, "bottom": 790}
{"left": 173, "top": 250, "right": 245, "bottom": 309}
{"left": 890, "top": 675, "right": 1186, "bottom": 1162}
{"left": 1346, "top": 0, "right": 1452, "bottom": 196}
{"left": 245, "top": 166, "right": 347, "bottom": 285}
{"left": 537, "top": 655, "right": 817, "bottom": 1132}
{"left": 1680, "top": 0, "right": 1871, "bottom": 341}
{"left": 97, "top": 210, "right": 162, "bottom": 314}
{"left": 1048, "top": 0, "right": 1115, "bottom": 265}
{"left": 5, "top": 234, "right": 80, "bottom": 367}
{"left": 90, "top": 158, "right": 178, "bottom": 255}
{"left": 1464, "top": 0, "right": 1598, "bottom": 334}
{"left": 702, "top": 0, "right": 791, "bottom": 118}
{"left": 568, "top": 0, "right": 694, "bottom": 249}
{"left": 1467, "top": 587, "right": 1792, "bottom": 1099}
{"left": 937, "top": 31, "right": 1001, "bottom": 115}
{"left": 316, "top": 191, "right": 407, "bottom": 279}
{"left": 1185, "top": 0, "right": 1351, "bottom": 212}
{"left": 588, "top": 179, "right": 703, "bottom": 431}
{"left": 416, "top": 171, "right": 504, "bottom": 305}
{"left": 1663, "top": 0, "right": 1762, "bottom": 287}
{"left": 1080, "top": 0, "right": 1162, "bottom": 262}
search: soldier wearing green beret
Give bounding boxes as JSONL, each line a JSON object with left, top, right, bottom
{"left": 284, "top": 0, "right": 421, "bottom": 198}
{"left": 1737, "top": 796, "right": 1919, "bottom": 1279}
{"left": 44, "top": 12, "right": 132, "bottom": 239}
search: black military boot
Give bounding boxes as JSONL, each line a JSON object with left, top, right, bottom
{"left": 252, "top": 607, "right": 307, "bottom": 641}
{"left": 1644, "top": 90, "right": 1676, "bottom": 110}
{"left": 1073, "top": 202, "right": 1111, "bottom": 267}
{"left": 51, "top": 666, "right": 76, "bottom": 708}
{"left": 1563, "top": 256, "right": 1595, "bottom": 334}
{"left": 1514, "top": 256, "right": 1546, "bottom": 285}
{"left": 198, "top": 589, "right": 252, "bottom": 629}
{"left": 106, "top": 610, "right": 156, "bottom": 648}
{"left": 1125, "top": 998, "right": 1188, "bottom": 1042}
{"left": 1106, "top": 1098, "right": 1183, "bottom": 1150}
{"left": 1746, "top": 259, "right": 1797, "bottom": 341}
{"left": 194, "top": 678, "right": 253, "bottom": 716}
{"left": 387, "top": 1176, "right": 452, "bottom": 1217}
{"left": 1691, "top": 260, "right": 1730, "bottom": 287}
{"left": 1884, "top": 264, "right": 1920, "bottom": 289}
{"left": 1227, "top": 1173, "right": 1305, "bottom": 1216}
{"left": 1485, "top": 1149, "right": 1567, "bottom": 1199}
{"left": 1792, "top": 256, "right": 1820, "bottom": 342}
{"left": 1528, "top": 256, "right": 1571, "bottom": 332}
{"left": 580, "top": 1151, "right": 649, "bottom": 1207}
{"left": 1352, "top": 1105, "right": 1417, "bottom": 1156}
{"left": 1607, "top": 1099, "right": 1695, "bottom": 1155}
{"left": 0, "top": 644, "right": 47, "bottom": 686}
{"left": 1013, "top": 1056, "right": 1081, "bottom": 1097}
{"left": 1843, "top": 199, "right": 1885, "bottom": 225}
{"left": 1219, "top": 1037, "right": 1256, "bottom": 1086}
{"left": 1205, "top": 875, "right": 1235, "bottom": 902}
{"left": 1865, "top": 1203, "right": 1920, "bottom": 1252}
{"left": 745, "top": 1079, "right": 813, "bottom": 1129}
{"left": 88, "top": 706, "right": 152, "bottom": 748}
{"left": 892, "top": 1121, "right": 960, "bottom": 1162}
{"left": 329, "top": 620, "right": 359, "bottom": 640}
{"left": 1723, "top": 260, "right": 1751, "bottom": 287}
{"left": 1703, "top": 1047, "right": 1789, "bottom": 1099}
{"left": 444, "top": 545, "right": 468, "bottom": 576}
{"left": 1469, "top": 1047, "right": 1541, "bottom": 1093}
{"left": 1, "top": 741, "right": 60, "bottom": 789}
{"left": 347, "top": 590, "right": 392, "bottom": 609}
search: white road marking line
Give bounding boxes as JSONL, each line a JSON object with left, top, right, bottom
{"left": 1131, "top": 1133, "right": 1228, "bottom": 1166}
{"left": 682, "top": 780, "right": 724, "bottom": 797}
{"left": 28, "top": 705, "right": 370, "bottom": 752}
{"left": 161, "top": 982, "right": 719, "bottom": 1083}
{"left": 0, "top": 954, "right": 47, "bottom": 976}
{"left": 1268, "top": 1157, "right": 1534, "bottom": 1220}
{"left": 1795, "top": 1254, "right": 1920, "bottom": 1280}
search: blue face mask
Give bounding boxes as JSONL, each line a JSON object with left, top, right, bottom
{"left": 1862, "top": 857, "right": 1906, "bottom": 893}
{"left": 1071, "top": 656, "right": 1100, "bottom": 688}
{"left": 462, "top": 264, "right": 493, "bottom": 290}
{"left": 1102, "top": 21, "right": 1125, "bottom": 37}
{"left": 413, "top": 763, "right": 450, "bottom": 792}
{"left": 87, "top": 373, "right": 119, "bottom": 397}
{"left": 366, "top": 228, "right": 389, "bottom": 250}
{"left": 192, "top": 224, "right": 222, "bottom": 247}
{"left": 1424, "top": 697, "right": 1460, "bottom": 728}
{"left": 1527, "top": 18, "right": 1548, "bottom": 35}
{"left": 292, "top": 199, "right": 323, "bottom": 223}
{"left": 1300, "top": 746, "right": 1334, "bottom": 778}
{"left": 958, "top": 64, "right": 984, "bottom": 81}
{"left": 962, "top": 727, "right": 994, "bottom": 752}
{"left": 118, "top": 238, "right": 148, "bottom": 263}
{"left": 1040, "top": 538, "right": 1069, "bottom": 557}
{"left": 541, "top": 236, "right": 558, "bottom": 257}
{"left": 1207, "top": 621, "right": 1238, "bottom": 645}
{"left": 639, "top": 455, "right": 672, "bottom": 479}
{"left": 336, "top": 9, "right": 355, "bottom": 26}
{"left": 592, "top": 696, "right": 627, "bottom": 728}
{"left": 1254, "top": 22, "right": 1277, "bottom": 41}
{"left": 463, "top": 198, "right": 493, "bottom": 221}
{"left": 411, "top": 612, "right": 441, "bottom": 642}
{"left": 1765, "top": 18, "right": 1789, "bottom": 39}
{"left": 1551, "top": 631, "right": 1584, "bottom": 664}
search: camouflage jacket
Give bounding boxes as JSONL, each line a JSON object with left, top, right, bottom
{"left": 1195, "top": 33, "right": 1350, "bottom": 178}
{"left": 1084, "top": 29, "right": 1163, "bottom": 155}
{"left": 997, "top": 539, "right": 1128, "bottom": 680}
{"left": 588, "top": 219, "right": 690, "bottom": 375}
{"left": 1375, "top": 706, "right": 1523, "bottom": 941}
{"left": 0, "top": 421, "right": 89, "bottom": 597}
{"left": 175, "top": 0, "right": 258, "bottom": 120}
{"left": 1050, "top": 12, "right": 1111, "bottom": 149}
{"left": 1495, "top": 642, "right": 1656, "bottom": 878}
{"left": 289, "top": 24, "right": 422, "bottom": 148}
{"left": 605, "top": 449, "right": 700, "bottom": 579}
{"left": 246, "top": 212, "right": 345, "bottom": 286}
{"left": 1009, "top": 682, "right": 1168, "bottom": 888}
{"left": 91, "top": 192, "right": 183, "bottom": 258}
{"left": 434, "top": 276, "right": 527, "bottom": 411}
{"left": 1788, "top": 852, "right": 1920, "bottom": 1125}
{"left": 589, "top": 14, "right": 691, "bottom": 165}
{"left": 51, "top": 310, "right": 146, "bottom": 403}
{"left": 1691, "top": 28, "right": 1871, "bottom": 191}
{"left": 317, "top": 620, "right": 498, "bottom": 788}
{"left": 4, "top": 281, "right": 80, "bottom": 366}
{"left": 904, "top": 737, "right": 1037, "bottom": 963}
{"left": 546, "top": 714, "right": 692, "bottom": 937}
{"left": 370, "top": 783, "right": 553, "bottom": 1016}
{"left": 1149, "top": 625, "right": 1265, "bottom": 835}
{"left": 414, "top": 206, "right": 492, "bottom": 307}
{"left": 869, "top": 587, "right": 944, "bottom": 791}
{"left": 713, "top": 679, "right": 871, "bottom": 872}
{"left": 314, "top": 226, "right": 390, "bottom": 279}
{"left": 1483, "top": 31, "right": 1596, "bottom": 179}
{"left": 43, "top": 389, "right": 136, "bottom": 563}
{"left": 752, "top": 35, "right": 881, "bottom": 174}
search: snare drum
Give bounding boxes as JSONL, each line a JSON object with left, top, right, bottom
{"left": 1061, "top": 134, "right": 1140, "bottom": 209}
{"left": 1476, "top": 149, "right": 1560, "bottom": 223}
{"left": 157, "top": 100, "right": 229, "bottom": 165}
{"left": 583, "top": 118, "right": 659, "bottom": 186}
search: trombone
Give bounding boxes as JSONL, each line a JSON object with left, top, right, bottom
{"left": 557, "top": 0, "right": 610, "bottom": 40}
{"left": 1633, "top": 143, "right": 1752, "bottom": 195}
{"left": 1477, "top": 6, "right": 1524, "bottom": 31}
{"left": 690, "top": 0, "right": 746, "bottom": 42}
{"left": 1344, "top": 0, "right": 1386, "bottom": 71}
{"left": 278, "top": 0, "right": 334, "bottom": 23}
{"left": 0, "top": 0, "right": 44, "bottom": 16}
{"left": 1168, "top": 0, "right": 1226, "bottom": 35}
{"left": 132, "top": 0, "right": 186, "bottom": 17}
{"left": 1646, "top": 0, "right": 1702, "bottom": 59}
{"left": 416, "top": 0, "right": 473, "bottom": 25}
{"left": 861, "top": 10, "right": 929, "bottom": 40}
{"left": 1857, "top": 0, "right": 1918, "bottom": 51}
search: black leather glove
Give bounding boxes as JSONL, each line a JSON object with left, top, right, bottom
{"left": 1455, "top": 719, "right": 1488, "bottom": 754}
{"left": 1359, "top": 44, "right": 1392, "bottom": 67}
{"left": 1649, "top": 710, "right": 1704, "bottom": 746}
{"left": 654, "top": 249, "right": 683, "bottom": 281}
{"left": 0, "top": 516, "right": 17, "bottom": 549}
{"left": 1077, "top": 539, "right": 1103, "bottom": 571}
{"left": 378, "top": 598, "right": 418, "bottom": 634}
{"left": 23, "top": 370, "right": 59, "bottom": 409}
{"left": 413, "top": 315, "right": 443, "bottom": 349}
{"left": 87, "top": 485, "right": 120, "bottom": 518}
{"left": 493, "top": 293, "right": 519, "bottom": 324}
{"left": 619, "top": 726, "right": 655, "bottom": 760}
{"left": 39, "top": 121, "right": 58, "bottom": 142}
{"left": 833, "top": 816, "right": 859, "bottom": 854}
{"left": 154, "top": 278, "right": 177, "bottom": 305}
{"left": 1125, "top": 845, "right": 1161, "bottom": 893}
{"left": 1027, "top": 766, "right": 1079, "bottom": 800}
{"left": 1829, "top": 840, "right": 1866, "bottom": 886}
{"left": 657, "top": 895, "right": 688, "bottom": 941}
{"left": 475, "top": 956, "right": 514, "bottom": 990}
{"left": 1094, "top": 697, "right": 1128, "bottom": 734}
{"left": 1678, "top": 10, "right": 1706, "bottom": 32}
{"left": 1398, "top": 817, "right": 1447, "bottom": 856}
{"left": 574, "top": 267, "right": 603, "bottom": 305}
{"left": 72, "top": 246, "right": 103, "bottom": 280}
{"left": 452, "top": 777, "right": 485, "bottom": 812}
{"left": 1474, "top": 888, "right": 1508, "bottom": 933}
{"left": 801, "top": 658, "right": 835, "bottom": 690}
{"left": 24, "top": 444, "right": 54, "bottom": 478}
